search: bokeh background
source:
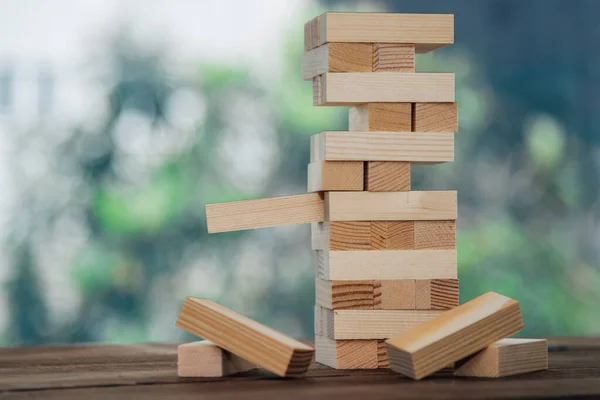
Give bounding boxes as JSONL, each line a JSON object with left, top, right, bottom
{"left": 1, "top": 0, "right": 599, "bottom": 346}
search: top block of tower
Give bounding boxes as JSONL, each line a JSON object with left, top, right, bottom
{"left": 305, "top": 13, "right": 454, "bottom": 52}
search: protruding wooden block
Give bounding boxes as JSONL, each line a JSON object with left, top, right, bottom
{"left": 413, "top": 103, "right": 458, "bottom": 132}
{"left": 177, "top": 341, "right": 255, "bottom": 377}
{"left": 315, "top": 336, "right": 378, "bottom": 369}
{"left": 176, "top": 298, "right": 314, "bottom": 377}
{"left": 307, "top": 161, "right": 364, "bottom": 192}
{"left": 312, "top": 221, "right": 372, "bottom": 250}
{"left": 365, "top": 162, "right": 411, "bottom": 192}
{"left": 414, "top": 221, "right": 456, "bottom": 249}
{"left": 454, "top": 338, "right": 548, "bottom": 378}
{"left": 386, "top": 292, "right": 524, "bottom": 380}
{"left": 415, "top": 279, "right": 459, "bottom": 310}
{"left": 206, "top": 193, "right": 324, "bottom": 233}
{"left": 302, "top": 43, "right": 372, "bottom": 80}
{"left": 375, "top": 280, "right": 416, "bottom": 310}
{"left": 316, "top": 278, "right": 374, "bottom": 310}
{"left": 349, "top": 103, "right": 412, "bottom": 132}
{"left": 370, "top": 221, "right": 414, "bottom": 250}
{"left": 373, "top": 43, "right": 415, "bottom": 72}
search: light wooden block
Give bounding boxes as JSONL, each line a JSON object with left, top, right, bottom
{"left": 315, "top": 306, "right": 444, "bottom": 340}
{"left": 316, "top": 249, "right": 457, "bottom": 281}
{"left": 176, "top": 298, "right": 314, "bottom": 377}
{"left": 315, "top": 335, "right": 378, "bottom": 369}
{"left": 314, "top": 73, "right": 455, "bottom": 106}
{"left": 454, "top": 338, "right": 548, "bottom": 378}
{"left": 373, "top": 43, "right": 415, "bottom": 72}
{"left": 349, "top": 103, "right": 412, "bottom": 132}
{"left": 315, "top": 278, "right": 374, "bottom": 310}
{"left": 305, "top": 13, "right": 454, "bottom": 53}
{"left": 414, "top": 220, "right": 456, "bottom": 249}
{"left": 377, "top": 340, "right": 389, "bottom": 368}
{"left": 311, "top": 131, "right": 454, "bottom": 163}
{"left": 312, "top": 75, "right": 323, "bottom": 105}
{"left": 413, "top": 103, "right": 458, "bottom": 132}
{"left": 307, "top": 161, "right": 363, "bottom": 192}
{"left": 365, "top": 162, "right": 411, "bottom": 192}
{"left": 415, "top": 279, "right": 460, "bottom": 310}
{"left": 375, "top": 280, "right": 416, "bottom": 310}
{"left": 206, "top": 193, "right": 324, "bottom": 233}
{"left": 311, "top": 221, "right": 372, "bottom": 250}
{"left": 302, "top": 43, "right": 372, "bottom": 80}
{"left": 303, "top": 15, "right": 321, "bottom": 51}
{"left": 370, "top": 221, "right": 414, "bottom": 250}
{"left": 177, "top": 340, "right": 255, "bottom": 377}
{"left": 325, "top": 191, "right": 457, "bottom": 222}
{"left": 385, "top": 292, "right": 524, "bottom": 380}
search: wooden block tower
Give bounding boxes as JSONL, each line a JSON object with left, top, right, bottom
{"left": 303, "top": 12, "right": 459, "bottom": 369}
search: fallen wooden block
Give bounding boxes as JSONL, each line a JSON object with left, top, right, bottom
{"left": 176, "top": 298, "right": 314, "bottom": 377}
{"left": 177, "top": 340, "right": 255, "bottom": 377}
{"left": 315, "top": 335, "right": 382, "bottom": 369}
{"left": 454, "top": 338, "right": 548, "bottom": 378}
{"left": 307, "top": 161, "right": 363, "bottom": 192}
{"left": 304, "top": 13, "right": 454, "bottom": 53}
{"left": 313, "top": 73, "right": 455, "bottom": 105}
{"left": 205, "top": 193, "right": 324, "bottom": 233}
{"left": 413, "top": 103, "right": 458, "bottom": 132}
{"left": 386, "top": 292, "right": 523, "bottom": 380}
{"left": 415, "top": 279, "right": 460, "bottom": 310}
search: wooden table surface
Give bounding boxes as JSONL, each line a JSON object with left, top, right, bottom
{"left": 1, "top": 337, "right": 599, "bottom": 399}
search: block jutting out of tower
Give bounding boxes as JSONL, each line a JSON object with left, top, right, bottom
{"left": 178, "top": 340, "right": 256, "bottom": 377}
{"left": 307, "top": 161, "right": 364, "bottom": 192}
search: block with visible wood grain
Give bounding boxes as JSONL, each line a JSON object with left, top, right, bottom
{"left": 312, "top": 221, "right": 414, "bottom": 251}
{"left": 302, "top": 43, "right": 372, "bottom": 80}
{"left": 176, "top": 298, "right": 314, "bottom": 377}
{"left": 349, "top": 103, "right": 412, "bottom": 132}
{"left": 386, "top": 292, "right": 524, "bottom": 380}
{"left": 315, "top": 335, "right": 379, "bottom": 369}
{"left": 373, "top": 43, "right": 415, "bottom": 72}
{"left": 454, "top": 338, "right": 548, "bottom": 378}
{"left": 413, "top": 103, "right": 458, "bottom": 132}
{"left": 365, "top": 162, "right": 411, "bottom": 192}
{"left": 414, "top": 220, "right": 456, "bottom": 249}
{"left": 307, "top": 161, "right": 363, "bottom": 192}
{"left": 177, "top": 340, "right": 256, "bottom": 377}
{"left": 415, "top": 279, "right": 459, "bottom": 310}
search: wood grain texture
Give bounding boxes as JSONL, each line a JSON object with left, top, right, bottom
{"left": 302, "top": 43, "right": 372, "bottom": 80}
{"left": 414, "top": 220, "right": 456, "bottom": 249}
{"left": 365, "top": 161, "right": 411, "bottom": 191}
{"left": 312, "top": 221, "right": 372, "bottom": 250}
{"left": 455, "top": 338, "right": 548, "bottom": 378}
{"left": 349, "top": 103, "right": 412, "bottom": 132}
{"left": 325, "top": 191, "right": 457, "bottom": 221}
{"left": 305, "top": 13, "right": 454, "bottom": 53}
{"left": 311, "top": 131, "right": 454, "bottom": 163}
{"left": 413, "top": 103, "right": 458, "bottom": 132}
{"left": 377, "top": 339, "right": 390, "bottom": 368}
{"left": 370, "top": 221, "right": 414, "bottom": 250}
{"left": 373, "top": 43, "right": 415, "bottom": 72}
{"left": 316, "top": 278, "right": 374, "bottom": 310}
{"left": 177, "top": 341, "right": 255, "bottom": 377}
{"left": 315, "top": 336, "right": 378, "bottom": 369}
{"left": 416, "top": 279, "right": 460, "bottom": 310}
{"left": 316, "top": 249, "right": 457, "bottom": 281}
{"left": 386, "top": 292, "right": 524, "bottom": 380}
{"left": 303, "top": 15, "right": 321, "bottom": 51}
{"left": 307, "top": 161, "right": 364, "bottom": 192}
{"left": 376, "top": 280, "right": 416, "bottom": 310}
{"left": 313, "top": 75, "right": 323, "bottom": 105}
{"left": 206, "top": 193, "right": 324, "bottom": 233}
{"left": 176, "top": 298, "right": 314, "bottom": 377}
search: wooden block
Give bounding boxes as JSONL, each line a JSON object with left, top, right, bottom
{"left": 413, "top": 103, "right": 458, "bottom": 132}
{"left": 415, "top": 279, "right": 459, "bottom": 310}
{"left": 305, "top": 13, "right": 454, "bottom": 53}
{"left": 315, "top": 336, "right": 378, "bottom": 369}
{"left": 311, "top": 221, "right": 372, "bottom": 250}
{"left": 206, "top": 193, "right": 324, "bottom": 233}
{"left": 454, "top": 338, "right": 548, "bottom": 378}
{"left": 311, "top": 131, "right": 454, "bottom": 163}
{"left": 385, "top": 292, "right": 524, "bottom": 380}
{"left": 302, "top": 43, "right": 372, "bottom": 80}
{"left": 375, "top": 280, "right": 416, "bottom": 310}
{"left": 315, "top": 306, "right": 444, "bottom": 340}
{"left": 312, "top": 75, "right": 323, "bottom": 105}
{"left": 304, "top": 15, "right": 321, "bottom": 51}
{"left": 414, "top": 220, "right": 456, "bottom": 249}
{"left": 316, "top": 249, "right": 457, "bottom": 280}
{"left": 325, "top": 191, "right": 457, "bottom": 221}
{"left": 176, "top": 298, "right": 314, "bottom": 377}
{"left": 307, "top": 161, "right": 363, "bottom": 192}
{"left": 349, "top": 103, "right": 412, "bottom": 132}
{"left": 377, "top": 340, "right": 389, "bottom": 368}
{"left": 370, "top": 221, "right": 414, "bottom": 250}
{"left": 314, "top": 73, "right": 455, "bottom": 106}
{"left": 177, "top": 341, "right": 255, "bottom": 377}
{"left": 315, "top": 278, "right": 374, "bottom": 310}
{"left": 365, "top": 162, "right": 411, "bottom": 191}
{"left": 373, "top": 43, "right": 415, "bottom": 72}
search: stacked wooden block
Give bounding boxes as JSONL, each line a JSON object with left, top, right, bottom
{"left": 303, "top": 12, "right": 459, "bottom": 369}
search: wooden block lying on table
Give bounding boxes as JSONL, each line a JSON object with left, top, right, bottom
{"left": 415, "top": 279, "right": 460, "bottom": 310}
{"left": 413, "top": 103, "right": 458, "bottom": 132}
{"left": 315, "top": 335, "right": 378, "bottom": 369}
{"left": 316, "top": 249, "right": 457, "bottom": 281}
{"left": 454, "top": 338, "right": 548, "bottom": 378}
{"left": 414, "top": 220, "right": 456, "bottom": 249}
{"left": 349, "top": 103, "right": 412, "bottom": 132}
{"left": 365, "top": 162, "right": 411, "bottom": 192}
{"left": 176, "top": 298, "right": 314, "bottom": 377}
{"left": 325, "top": 191, "right": 457, "bottom": 221}
{"left": 373, "top": 43, "right": 415, "bottom": 72}
{"left": 385, "top": 292, "right": 524, "bottom": 380}
{"left": 311, "top": 131, "right": 454, "bottom": 163}
{"left": 313, "top": 73, "right": 455, "bottom": 105}
{"left": 307, "top": 161, "right": 363, "bottom": 192}
{"left": 315, "top": 306, "right": 444, "bottom": 339}
{"left": 304, "top": 13, "right": 454, "bottom": 53}
{"left": 178, "top": 340, "right": 255, "bottom": 377}
{"left": 206, "top": 193, "right": 324, "bottom": 233}
{"left": 302, "top": 43, "right": 372, "bottom": 80}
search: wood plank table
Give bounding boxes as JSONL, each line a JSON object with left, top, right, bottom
{"left": 1, "top": 338, "right": 599, "bottom": 399}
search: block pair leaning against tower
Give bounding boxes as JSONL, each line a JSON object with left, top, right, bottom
{"left": 303, "top": 12, "right": 459, "bottom": 369}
